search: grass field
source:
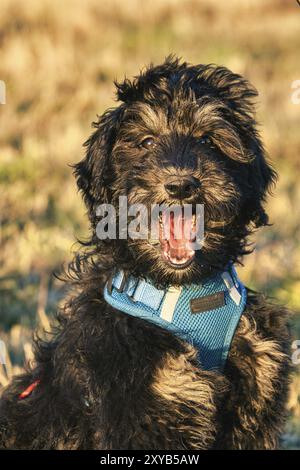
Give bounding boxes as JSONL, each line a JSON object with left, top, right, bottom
{"left": 0, "top": 0, "right": 299, "bottom": 448}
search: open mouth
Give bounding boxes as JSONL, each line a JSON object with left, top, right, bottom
{"left": 158, "top": 207, "right": 196, "bottom": 269}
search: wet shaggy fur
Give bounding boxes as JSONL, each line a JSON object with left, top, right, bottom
{"left": 0, "top": 57, "right": 291, "bottom": 449}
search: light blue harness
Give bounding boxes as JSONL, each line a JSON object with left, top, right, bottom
{"left": 104, "top": 266, "right": 247, "bottom": 371}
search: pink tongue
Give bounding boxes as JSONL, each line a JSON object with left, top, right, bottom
{"left": 162, "top": 211, "right": 193, "bottom": 257}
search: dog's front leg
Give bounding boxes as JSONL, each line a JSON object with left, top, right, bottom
{"left": 217, "top": 299, "right": 291, "bottom": 450}
{"left": 148, "top": 345, "right": 229, "bottom": 450}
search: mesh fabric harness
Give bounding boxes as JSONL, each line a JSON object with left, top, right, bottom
{"left": 104, "top": 266, "right": 247, "bottom": 371}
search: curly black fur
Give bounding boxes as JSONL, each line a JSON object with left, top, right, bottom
{"left": 0, "top": 57, "right": 291, "bottom": 449}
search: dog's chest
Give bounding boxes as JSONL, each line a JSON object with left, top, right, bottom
{"left": 104, "top": 267, "right": 247, "bottom": 370}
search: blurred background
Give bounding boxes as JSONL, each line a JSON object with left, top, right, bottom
{"left": 0, "top": 0, "right": 299, "bottom": 448}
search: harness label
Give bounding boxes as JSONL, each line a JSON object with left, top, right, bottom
{"left": 190, "top": 291, "right": 225, "bottom": 314}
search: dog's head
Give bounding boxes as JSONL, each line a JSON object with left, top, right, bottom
{"left": 74, "top": 57, "right": 276, "bottom": 286}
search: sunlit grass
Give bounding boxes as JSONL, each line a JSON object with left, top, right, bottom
{"left": 0, "top": 0, "right": 299, "bottom": 447}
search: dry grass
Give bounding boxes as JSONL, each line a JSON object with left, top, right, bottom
{"left": 0, "top": 0, "right": 299, "bottom": 447}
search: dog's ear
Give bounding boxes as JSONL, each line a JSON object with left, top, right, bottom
{"left": 244, "top": 140, "right": 277, "bottom": 228}
{"left": 214, "top": 68, "right": 278, "bottom": 227}
{"left": 197, "top": 65, "right": 277, "bottom": 227}
{"left": 196, "top": 65, "right": 259, "bottom": 125}
{"left": 73, "top": 106, "right": 125, "bottom": 217}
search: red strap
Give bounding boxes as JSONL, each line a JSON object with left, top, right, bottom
{"left": 19, "top": 379, "right": 40, "bottom": 399}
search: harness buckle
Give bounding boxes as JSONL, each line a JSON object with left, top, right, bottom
{"left": 107, "top": 270, "right": 128, "bottom": 295}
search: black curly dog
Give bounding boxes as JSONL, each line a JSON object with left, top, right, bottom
{"left": 0, "top": 57, "right": 291, "bottom": 449}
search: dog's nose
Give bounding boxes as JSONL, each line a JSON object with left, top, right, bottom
{"left": 164, "top": 176, "right": 200, "bottom": 199}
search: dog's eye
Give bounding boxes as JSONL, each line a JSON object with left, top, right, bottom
{"left": 199, "top": 135, "right": 212, "bottom": 146}
{"left": 140, "top": 137, "right": 156, "bottom": 150}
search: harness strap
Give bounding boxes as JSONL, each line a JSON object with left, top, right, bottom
{"left": 104, "top": 266, "right": 247, "bottom": 371}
